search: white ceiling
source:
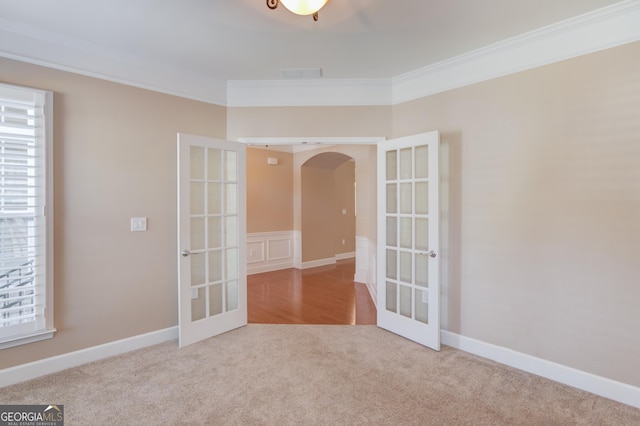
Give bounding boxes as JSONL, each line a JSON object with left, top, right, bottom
{"left": 0, "top": 0, "right": 631, "bottom": 105}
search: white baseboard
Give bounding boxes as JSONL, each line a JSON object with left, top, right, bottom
{"left": 441, "top": 331, "right": 640, "bottom": 409}
{"left": 335, "top": 251, "right": 355, "bottom": 261}
{"left": 301, "top": 257, "right": 337, "bottom": 269}
{"left": 0, "top": 326, "right": 178, "bottom": 388}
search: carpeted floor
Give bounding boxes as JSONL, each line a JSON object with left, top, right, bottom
{"left": 1, "top": 325, "right": 639, "bottom": 425}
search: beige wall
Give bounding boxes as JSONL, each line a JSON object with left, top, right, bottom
{"left": 301, "top": 165, "right": 336, "bottom": 262}
{"left": 0, "top": 58, "right": 227, "bottom": 370}
{"left": 300, "top": 160, "right": 356, "bottom": 263}
{"left": 334, "top": 161, "right": 356, "bottom": 256}
{"left": 393, "top": 41, "right": 640, "bottom": 387}
{"left": 227, "top": 106, "right": 391, "bottom": 142}
{"left": 246, "top": 148, "right": 293, "bottom": 233}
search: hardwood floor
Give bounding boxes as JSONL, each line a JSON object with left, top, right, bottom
{"left": 248, "top": 259, "right": 377, "bottom": 325}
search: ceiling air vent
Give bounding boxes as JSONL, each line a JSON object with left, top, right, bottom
{"left": 281, "top": 67, "right": 323, "bottom": 79}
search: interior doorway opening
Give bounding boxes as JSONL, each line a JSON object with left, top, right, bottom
{"left": 242, "top": 138, "right": 381, "bottom": 325}
{"left": 301, "top": 152, "right": 355, "bottom": 267}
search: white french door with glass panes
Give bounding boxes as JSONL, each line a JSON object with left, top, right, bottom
{"left": 377, "top": 131, "right": 440, "bottom": 350}
{"left": 177, "top": 133, "right": 246, "bottom": 348}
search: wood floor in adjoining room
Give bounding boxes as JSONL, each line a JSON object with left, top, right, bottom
{"left": 248, "top": 259, "right": 377, "bottom": 325}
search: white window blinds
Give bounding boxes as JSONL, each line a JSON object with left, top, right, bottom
{"left": 0, "top": 83, "right": 53, "bottom": 346}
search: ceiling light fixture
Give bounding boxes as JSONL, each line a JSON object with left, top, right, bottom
{"left": 266, "top": 0, "right": 329, "bottom": 22}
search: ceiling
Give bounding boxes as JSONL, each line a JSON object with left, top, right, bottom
{"left": 0, "top": 0, "right": 627, "bottom": 104}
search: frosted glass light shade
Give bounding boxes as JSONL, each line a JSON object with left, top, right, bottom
{"left": 280, "top": 0, "right": 328, "bottom": 16}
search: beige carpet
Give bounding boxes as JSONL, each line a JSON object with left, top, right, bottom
{"left": 1, "top": 325, "right": 639, "bottom": 425}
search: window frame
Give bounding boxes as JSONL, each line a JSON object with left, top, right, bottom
{"left": 0, "top": 82, "right": 55, "bottom": 349}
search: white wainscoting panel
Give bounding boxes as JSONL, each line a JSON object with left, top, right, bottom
{"left": 247, "top": 231, "right": 295, "bottom": 275}
{"left": 355, "top": 236, "right": 377, "bottom": 307}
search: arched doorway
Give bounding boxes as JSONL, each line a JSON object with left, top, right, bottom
{"left": 301, "top": 152, "right": 355, "bottom": 266}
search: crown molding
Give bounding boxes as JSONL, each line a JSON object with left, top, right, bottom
{"left": 0, "top": 1, "right": 638, "bottom": 108}
{"left": 0, "top": 18, "right": 227, "bottom": 106}
{"left": 391, "top": 0, "right": 640, "bottom": 104}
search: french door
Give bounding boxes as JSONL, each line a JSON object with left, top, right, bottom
{"left": 377, "top": 131, "right": 440, "bottom": 350}
{"left": 177, "top": 133, "right": 247, "bottom": 348}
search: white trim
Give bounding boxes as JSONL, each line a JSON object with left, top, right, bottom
{"left": 0, "top": 329, "right": 55, "bottom": 350}
{"left": 239, "top": 137, "right": 385, "bottom": 146}
{"left": 335, "top": 251, "right": 355, "bottom": 261}
{"left": 0, "top": 327, "right": 178, "bottom": 388}
{"left": 392, "top": 0, "right": 640, "bottom": 104}
{"left": 441, "top": 331, "right": 640, "bottom": 409}
{"left": 354, "top": 236, "right": 377, "bottom": 307}
{"left": 247, "top": 231, "right": 296, "bottom": 275}
{"left": 292, "top": 230, "right": 302, "bottom": 269}
{"left": 301, "top": 257, "right": 336, "bottom": 269}
{"left": 354, "top": 236, "right": 369, "bottom": 284}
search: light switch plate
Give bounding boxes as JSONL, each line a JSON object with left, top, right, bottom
{"left": 131, "top": 217, "right": 147, "bottom": 232}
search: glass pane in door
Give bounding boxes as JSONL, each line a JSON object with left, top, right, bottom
{"left": 386, "top": 282, "right": 397, "bottom": 313}
{"left": 191, "top": 183, "right": 205, "bottom": 215}
{"left": 226, "top": 248, "right": 239, "bottom": 280}
{"left": 225, "top": 151, "right": 237, "bottom": 181}
{"left": 209, "top": 283, "right": 223, "bottom": 316}
{"left": 415, "top": 145, "right": 429, "bottom": 179}
{"left": 191, "top": 289, "right": 205, "bottom": 321}
{"left": 400, "top": 183, "right": 412, "bottom": 214}
{"left": 400, "top": 218, "right": 412, "bottom": 249}
{"left": 415, "top": 289, "right": 429, "bottom": 324}
{"left": 386, "top": 217, "right": 397, "bottom": 247}
{"left": 415, "top": 182, "right": 429, "bottom": 214}
{"left": 208, "top": 250, "right": 222, "bottom": 282}
{"left": 400, "top": 148, "right": 412, "bottom": 179}
{"left": 190, "top": 218, "right": 205, "bottom": 250}
{"left": 386, "top": 150, "right": 397, "bottom": 180}
{"left": 208, "top": 217, "right": 222, "bottom": 248}
{"left": 191, "top": 255, "right": 205, "bottom": 286}
{"left": 399, "top": 251, "right": 412, "bottom": 284}
{"left": 225, "top": 184, "right": 237, "bottom": 215}
{"left": 190, "top": 146, "right": 205, "bottom": 179}
{"left": 227, "top": 280, "right": 239, "bottom": 311}
{"left": 208, "top": 149, "right": 222, "bottom": 180}
{"left": 208, "top": 184, "right": 222, "bottom": 215}
{"left": 225, "top": 216, "right": 238, "bottom": 247}
{"left": 415, "top": 218, "right": 429, "bottom": 251}
{"left": 399, "top": 285, "right": 412, "bottom": 318}
{"left": 386, "top": 184, "right": 397, "bottom": 213}
{"left": 386, "top": 249, "right": 397, "bottom": 280}
{"left": 416, "top": 254, "right": 429, "bottom": 288}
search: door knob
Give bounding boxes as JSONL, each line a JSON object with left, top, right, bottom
{"left": 181, "top": 249, "right": 191, "bottom": 257}
{"left": 419, "top": 250, "right": 436, "bottom": 258}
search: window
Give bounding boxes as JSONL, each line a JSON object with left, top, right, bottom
{"left": 0, "top": 83, "right": 54, "bottom": 349}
